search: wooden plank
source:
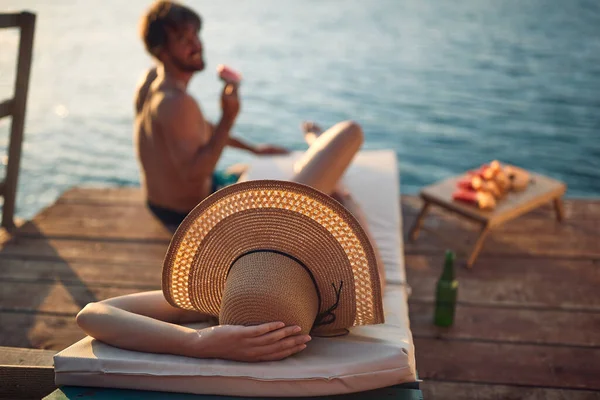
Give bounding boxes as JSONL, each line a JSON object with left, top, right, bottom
{"left": 0, "top": 345, "right": 54, "bottom": 366}
{"left": 405, "top": 255, "right": 600, "bottom": 310}
{"left": 402, "top": 196, "right": 600, "bottom": 221}
{"left": 56, "top": 189, "right": 600, "bottom": 221}
{"left": 487, "top": 217, "right": 598, "bottom": 235}
{"left": 414, "top": 337, "right": 600, "bottom": 390}
{"left": 420, "top": 380, "right": 600, "bottom": 400}
{"left": 404, "top": 214, "right": 600, "bottom": 241}
{"left": 17, "top": 194, "right": 599, "bottom": 260}
{"left": 0, "top": 345, "right": 55, "bottom": 400}
{"left": 401, "top": 199, "right": 600, "bottom": 258}
{"left": 545, "top": 199, "right": 600, "bottom": 220}
{"left": 17, "top": 202, "right": 600, "bottom": 260}
{"left": 409, "top": 302, "right": 600, "bottom": 348}
{"left": 403, "top": 197, "right": 600, "bottom": 234}
{"left": 23, "top": 200, "right": 600, "bottom": 241}
{"left": 403, "top": 222, "right": 600, "bottom": 258}
{"left": 57, "top": 187, "right": 145, "bottom": 205}
{"left": 0, "top": 312, "right": 83, "bottom": 350}
{"left": 18, "top": 204, "right": 172, "bottom": 241}
{"left": 0, "top": 237, "right": 169, "bottom": 264}
{"left": 0, "top": 13, "right": 20, "bottom": 29}
{"left": 0, "top": 258, "right": 161, "bottom": 287}
{"left": 0, "top": 99, "right": 14, "bottom": 119}
{"left": 4, "top": 292, "right": 597, "bottom": 354}
{"left": 6, "top": 254, "right": 593, "bottom": 315}
{"left": 47, "top": 191, "right": 593, "bottom": 230}
{"left": 0, "top": 281, "right": 149, "bottom": 315}
{"left": 0, "top": 365, "right": 55, "bottom": 399}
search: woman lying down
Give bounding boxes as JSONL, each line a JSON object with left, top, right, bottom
{"left": 76, "top": 120, "right": 387, "bottom": 362}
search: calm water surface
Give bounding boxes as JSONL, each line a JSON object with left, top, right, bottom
{"left": 1, "top": 0, "right": 599, "bottom": 219}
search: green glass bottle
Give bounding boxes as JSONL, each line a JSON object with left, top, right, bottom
{"left": 434, "top": 250, "right": 458, "bottom": 327}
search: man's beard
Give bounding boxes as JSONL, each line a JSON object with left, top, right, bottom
{"left": 172, "top": 55, "right": 205, "bottom": 73}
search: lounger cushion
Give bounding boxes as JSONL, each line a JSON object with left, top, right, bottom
{"left": 53, "top": 150, "right": 417, "bottom": 396}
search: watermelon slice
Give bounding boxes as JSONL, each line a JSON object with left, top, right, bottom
{"left": 217, "top": 64, "right": 242, "bottom": 85}
{"left": 452, "top": 189, "right": 496, "bottom": 210}
{"left": 457, "top": 175, "right": 483, "bottom": 191}
{"left": 452, "top": 189, "right": 478, "bottom": 205}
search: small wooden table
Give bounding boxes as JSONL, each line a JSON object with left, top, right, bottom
{"left": 409, "top": 167, "right": 567, "bottom": 268}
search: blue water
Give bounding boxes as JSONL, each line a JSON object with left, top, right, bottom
{"left": 1, "top": 0, "right": 599, "bottom": 219}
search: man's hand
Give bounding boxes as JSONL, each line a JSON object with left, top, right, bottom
{"left": 221, "top": 83, "right": 240, "bottom": 121}
{"left": 254, "top": 144, "right": 290, "bottom": 156}
{"left": 191, "top": 322, "right": 310, "bottom": 362}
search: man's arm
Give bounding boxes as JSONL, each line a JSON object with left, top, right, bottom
{"left": 229, "top": 137, "right": 289, "bottom": 155}
{"left": 228, "top": 136, "right": 258, "bottom": 153}
{"left": 205, "top": 122, "right": 258, "bottom": 154}
{"left": 134, "top": 67, "right": 158, "bottom": 115}
{"left": 206, "top": 122, "right": 289, "bottom": 156}
{"left": 159, "top": 86, "right": 239, "bottom": 182}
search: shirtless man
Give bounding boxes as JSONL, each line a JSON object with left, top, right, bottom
{"left": 134, "top": 1, "right": 288, "bottom": 229}
{"left": 77, "top": 115, "right": 389, "bottom": 362}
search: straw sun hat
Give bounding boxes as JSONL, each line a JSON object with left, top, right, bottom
{"left": 162, "top": 180, "right": 384, "bottom": 337}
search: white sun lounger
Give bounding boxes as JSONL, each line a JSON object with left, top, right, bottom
{"left": 53, "top": 150, "right": 418, "bottom": 397}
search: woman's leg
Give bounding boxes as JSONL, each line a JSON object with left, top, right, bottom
{"left": 291, "top": 120, "right": 363, "bottom": 196}
{"left": 291, "top": 121, "right": 386, "bottom": 289}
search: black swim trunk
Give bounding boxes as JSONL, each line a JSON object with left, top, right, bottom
{"left": 147, "top": 170, "right": 240, "bottom": 230}
{"left": 147, "top": 201, "right": 189, "bottom": 230}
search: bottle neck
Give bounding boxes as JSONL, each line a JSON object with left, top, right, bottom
{"left": 441, "top": 259, "right": 455, "bottom": 281}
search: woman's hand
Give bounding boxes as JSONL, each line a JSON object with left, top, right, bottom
{"left": 190, "top": 322, "right": 311, "bottom": 362}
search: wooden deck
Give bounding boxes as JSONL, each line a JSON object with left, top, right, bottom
{"left": 1, "top": 187, "right": 599, "bottom": 399}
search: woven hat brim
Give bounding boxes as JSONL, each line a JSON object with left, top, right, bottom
{"left": 162, "top": 180, "right": 384, "bottom": 332}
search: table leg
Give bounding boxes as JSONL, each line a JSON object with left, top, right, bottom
{"left": 409, "top": 201, "right": 431, "bottom": 241}
{"left": 553, "top": 197, "right": 565, "bottom": 222}
{"left": 467, "top": 223, "right": 491, "bottom": 268}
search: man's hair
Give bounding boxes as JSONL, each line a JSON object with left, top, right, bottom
{"left": 139, "top": 1, "right": 202, "bottom": 56}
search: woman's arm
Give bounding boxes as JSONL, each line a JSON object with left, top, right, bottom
{"left": 76, "top": 300, "right": 199, "bottom": 356}
{"left": 97, "top": 290, "right": 207, "bottom": 324}
{"left": 76, "top": 291, "right": 310, "bottom": 361}
{"left": 76, "top": 290, "right": 210, "bottom": 355}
